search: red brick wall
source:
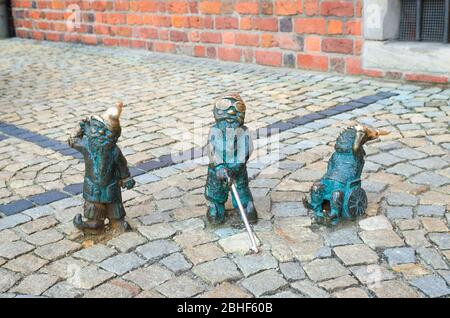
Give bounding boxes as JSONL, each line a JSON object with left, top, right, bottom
{"left": 10, "top": 0, "right": 449, "bottom": 83}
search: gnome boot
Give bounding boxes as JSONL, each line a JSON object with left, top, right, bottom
{"left": 206, "top": 202, "right": 225, "bottom": 225}
{"left": 310, "top": 182, "right": 325, "bottom": 212}
{"left": 110, "top": 218, "right": 131, "bottom": 232}
{"left": 73, "top": 214, "right": 105, "bottom": 233}
{"left": 328, "top": 191, "right": 343, "bottom": 226}
{"left": 244, "top": 201, "right": 258, "bottom": 224}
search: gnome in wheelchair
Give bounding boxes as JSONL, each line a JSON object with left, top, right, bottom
{"left": 68, "top": 102, "right": 135, "bottom": 233}
{"left": 303, "top": 125, "right": 389, "bottom": 225}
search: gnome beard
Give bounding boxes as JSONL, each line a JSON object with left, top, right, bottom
{"left": 68, "top": 102, "right": 135, "bottom": 234}
{"left": 85, "top": 119, "right": 116, "bottom": 151}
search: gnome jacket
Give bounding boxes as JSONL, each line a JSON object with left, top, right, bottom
{"left": 206, "top": 125, "right": 253, "bottom": 174}
{"left": 69, "top": 136, "right": 130, "bottom": 203}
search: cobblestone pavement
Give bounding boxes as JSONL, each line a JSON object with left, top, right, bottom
{"left": 0, "top": 38, "right": 449, "bottom": 298}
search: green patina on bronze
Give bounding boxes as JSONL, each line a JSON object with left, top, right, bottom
{"left": 68, "top": 102, "right": 135, "bottom": 233}
{"left": 304, "top": 125, "right": 389, "bottom": 225}
{"left": 205, "top": 93, "right": 257, "bottom": 225}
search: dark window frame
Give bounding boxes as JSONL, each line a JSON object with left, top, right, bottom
{"left": 5, "top": 0, "right": 15, "bottom": 37}
{"left": 399, "top": 0, "right": 450, "bottom": 43}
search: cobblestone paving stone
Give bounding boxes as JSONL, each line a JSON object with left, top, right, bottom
{"left": 0, "top": 39, "right": 449, "bottom": 298}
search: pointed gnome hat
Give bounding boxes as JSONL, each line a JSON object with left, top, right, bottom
{"left": 101, "top": 101, "right": 123, "bottom": 137}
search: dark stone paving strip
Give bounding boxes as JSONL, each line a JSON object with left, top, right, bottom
{"left": 265, "top": 91, "right": 397, "bottom": 134}
{"left": 0, "top": 91, "right": 397, "bottom": 216}
{"left": 0, "top": 199, "right": 35, "bottom": 216}
{"left": 28, "top": 190, "right": 70, "bottom": 206}
{"left": 0, "top": 122, "right": 83, "bottom": 160}
{"left": 63, "top": 183, "right": 83, "bottom": 196}
{"left": 0, "top": 134, "right": 9, "bottom": 142}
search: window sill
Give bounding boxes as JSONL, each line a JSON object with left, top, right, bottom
{"left": 363, "top": 40, "right": 450, "bottom": 75}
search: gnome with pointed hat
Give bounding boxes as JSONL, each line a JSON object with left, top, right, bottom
{"left": 68, "top": 102, "right": 135, "bottom": 233}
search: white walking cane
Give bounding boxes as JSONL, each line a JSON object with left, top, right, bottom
{"left": 227, "top": 175, "right": 259, "bottom": 254}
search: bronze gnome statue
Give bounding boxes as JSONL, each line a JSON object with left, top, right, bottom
{"left": 205, "top": 93, "right": 257, "bottom": 225}
{"left": 303, "top": 125, "right": 389, "bottom": 225}
{"left": 68, "top": 102, "right": 135, "bottom": 233}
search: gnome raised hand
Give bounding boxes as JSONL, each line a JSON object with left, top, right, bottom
{"left": 68, "top": 102, "right": 135, "bottom": 233}
{"left": 205, "top": 93, "right": 257, "bottom": 225}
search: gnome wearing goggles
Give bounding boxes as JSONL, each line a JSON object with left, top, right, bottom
{"left": 68, "top": 102, "right": 135, "bottom": 233}
{"left": 205, "top": 93, "right": 257, "bottom": 225}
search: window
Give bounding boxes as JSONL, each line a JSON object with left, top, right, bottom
{"left": 399, "top": 0, "right": 450, "bottom": 43}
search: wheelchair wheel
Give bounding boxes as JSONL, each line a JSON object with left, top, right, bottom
{"left": 347, "top": 188, "right": 367, "bottom": 217}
